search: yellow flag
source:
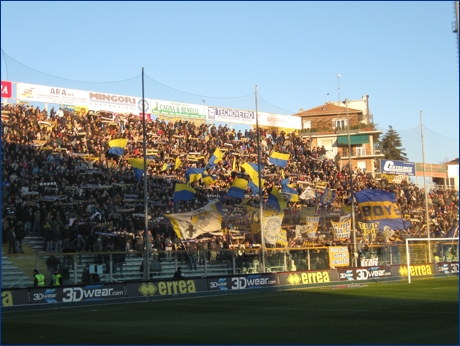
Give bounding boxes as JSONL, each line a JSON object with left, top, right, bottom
{"left": 281, "top": 169, "right": 285, "bottom": 179}
{"left": 174, "top": 157, "right": 181, "bottom": 170}
{"left": 232, "top": 156, "right": 236, "bottom": 171}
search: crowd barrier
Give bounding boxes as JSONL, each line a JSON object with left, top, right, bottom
{"left": 2, "top": 262, "right": 457, "bottom": 308}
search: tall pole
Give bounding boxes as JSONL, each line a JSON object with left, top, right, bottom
{"left": 345, "top": 99, "right": 357, "bottom": 266}
{"left": 255, "top": 85, "right": 265, "bottom": 273}
{"left": 142, "top": 67, "right": 150, "bottom": 280}
{"left": 420, "top": 111, "right": 431, "bottom": 262}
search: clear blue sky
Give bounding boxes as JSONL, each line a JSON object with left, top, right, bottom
{"left": 1, "top": 1, "right": 458, "bottom": 163}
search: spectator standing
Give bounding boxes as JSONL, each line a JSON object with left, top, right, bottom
{"left": 32, "top": 208, "right": 41, "bottom": 236}
{"left": 209, "top": 236, "right": 218, "bottom": 263}
{"left": 93, "top": 238, "right": 103, "bottom": 264}
{"left": 188, "top": 242, "right": 198, "bottom": 271}
{"left": 15, "top": 226, "right": 25, "bottom": 254}
{"left": 164, "top": 235, "right": 173, "bottom": 262}
{"left": 197, "top": 239, "right": 207, "bottom": 265}
{"left": 7, "top": 227, "right": 17, "bottom": 254}
{"left": 74, "top": 234, "right": 86, "bottom": 265}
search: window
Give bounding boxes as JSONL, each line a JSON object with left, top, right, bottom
{"left": 356, "top": 147, "right": 366, "bottom": 156}
{"left": 332, "top": 118, "right": 348, "bottom": 130}
{"left": 302, "top": 120, "right": 311, "bottom": 130}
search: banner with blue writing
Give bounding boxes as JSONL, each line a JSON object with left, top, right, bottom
{"left": 354, "top": 189, "right": 405, "bottom": 231}
{"left": 380, "top": 160, "right": 416, "bottom": 176}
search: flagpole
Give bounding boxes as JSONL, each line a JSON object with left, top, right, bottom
{"left": 345, "top": 99, "right": 357, "bottom": 267}
{"left": 255, "top": 85, "right": 266, "bottom": 272}
{"left": 420, "top": 111, "right": 431, "bottom": 262}
{"left": 142, "top": 67, "right": 150, "bottom": 279}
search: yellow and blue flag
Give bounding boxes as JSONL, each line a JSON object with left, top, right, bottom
{"left": 202, "top": 173, "right": 217, "bottom": 186}
{"left": 174, "top": 183, "right": 196, "bottom": 202}
{"left": 242, "top": 162, "right": 264, "bottom": 195}
{"left": 185, "top": 167, "right": 205, "bottom": 184}
{"left": 128, "top": 158, "right": 147, "bottom": 180}
{"left": 267, "top": 186, "right": 287, "bottom": 212}
{"left": 269, "top": 152, "right": 290, "bottom": 168}
{"left": 161, "top": 163, "right": 170, "bottom": 172}
{"left": 226, "top": 178, "right": 248, "bottom": 199}
{"left": 207, "top": 148, "right": 223, "bottom": 168}
{"left": 108, "top": 138, "right": 128, "bottom": 156}
{"left": 354, "top": 189, "right": 405, "bottom": 231}
{"left": 280, "top": 178, "right": 299, "bottom": 202}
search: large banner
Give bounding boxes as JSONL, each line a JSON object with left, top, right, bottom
{"left": 358, "top": 222, "right": 379, "bottom": 242}
{"left": 337, "top": 266, "right": 392, "bottom": 281}
{"left": 380, "top": 160, "right": 415, "bottom": 176}
{"left": 257, "top": 112, "right": 302, "bottom": 129}
{"left": 207, "top": 274, "right": 278, "bottom": 291}
{"left": 278, "top": 270, "right": 339, "bottom": 286}
{"left": 262, "top": 212, "right": 284, "bottom": 245}
{"left": 17, "top": 83, "right": 89, "bottom": 106}
{"left": 207, "top": 106, "right": 256, "bottom": 125}
{"left": 150, "top": 99, "right": 206, "bottom": 119}
{"left": 328, "top": 246, "right": 350, "bottom": 267}
{"left": 88, "top": 91, "right": 147, "bottom": 114}
{"left": 164, "top": 201, "right": 223, "bottom": 239}
{"left": 29, "top": 284, "right": 125, "bottom": 304}
{"left": 354, "top": 189, "right": 405, "bottom": 231}
{"left": 16, "top": 82, "right": 148, "bottom": 115}
{"left": 126, "top": 279, "right": 208, "bottom": 298}
{"left": 330, "top": 219, "right": 351, "bottom": 241}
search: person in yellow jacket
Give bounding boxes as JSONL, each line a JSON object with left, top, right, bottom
{"left": 33, "top": 269, "right": 45, "bottom": 286}
{"left": 51, "top": 268, "right": 63, "bottom": 286}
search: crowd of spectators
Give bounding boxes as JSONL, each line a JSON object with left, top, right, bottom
{"left": 1, "top": 103, "right": 458, "bottom": 263}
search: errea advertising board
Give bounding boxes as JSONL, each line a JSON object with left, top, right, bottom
{"left": 380, "top": 160, "right": 415, "bottom": 176}
{"left": 126, "top": 279, "right": 208, "bottom": 298}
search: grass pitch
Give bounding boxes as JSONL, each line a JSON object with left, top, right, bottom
{"left": 2, "top": 277, "right": 458, "bottom": 345}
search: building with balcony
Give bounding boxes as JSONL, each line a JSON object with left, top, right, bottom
{"left": 293, "top": 97, "right": 384, "bottom": 175}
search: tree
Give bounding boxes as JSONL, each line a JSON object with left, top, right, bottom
{"left": 377, "top": 126, "right": 408, "bottom": 161}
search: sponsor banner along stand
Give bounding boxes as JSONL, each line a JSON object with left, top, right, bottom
{"left": 278, "top": 270, "right": 339, "bottom": 286}
{"left": 29, "top": 283, "right": 125, "bottom": 304}
{"left": 126, "top": 279, "right": 208, "bottom": 298}
{"left": 433, "top": 262, "right": 459, "bottom": 275}
{"left": 207, "top": 274, "right": 279, "bottom": 291}
{"left": 1, "top": 288, "right": 30, "bottom": 307}
{"left": 337, "top": 266, "right": 392, "bottom": 281}
{"left": 391, "top": 264, "right": 435, "bottom": 279}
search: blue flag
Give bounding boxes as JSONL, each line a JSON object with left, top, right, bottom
{"left": 226, "top": 178, "right": 248, "bottom": 199}
{"left": 185, "top": 167, "right": 205, "bottom": 184}
{"left": 174, "top": 183, "right": 196, "bottom": 202}
{"left": 320, "top": 188, "right": 336, "bottom": 206}
{"left": 354, "top": 189, "right": 405, "bottom": 231}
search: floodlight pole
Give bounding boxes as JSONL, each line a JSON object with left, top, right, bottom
{"left": 345, "top": 99, "right": 357, "bottom": 267}
{"left": 142, "top": 67, "right": 150, "bottom": 280}
{"left": 255, "top": 84, "right": 266, "bottom": 273}
{"left": 420, "top": 111, "right": 431, "bottom": 263}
